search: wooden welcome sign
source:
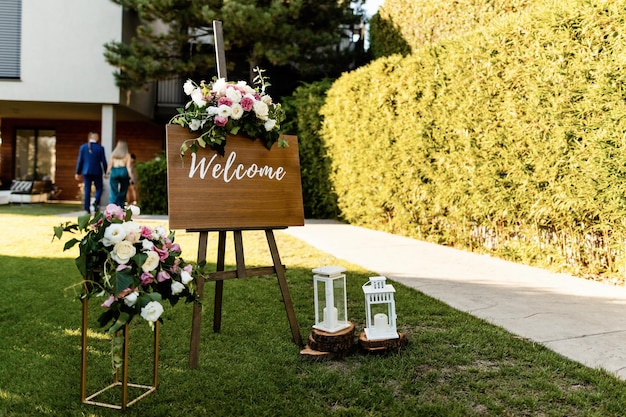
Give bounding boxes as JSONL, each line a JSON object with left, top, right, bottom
{"left": 165, "top": 124, "right": 304, "bottom": 230}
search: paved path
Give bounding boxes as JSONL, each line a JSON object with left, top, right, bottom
{"left": 282, "top": 219, "right": 626, "bottom": 380}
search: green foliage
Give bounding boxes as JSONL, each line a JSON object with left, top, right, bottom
{"left": 370, "top": 0, "right": 535, "bottom": 56}
{"left": 105, "top": 0, "right": 365, "bottom": 94}
{"left": 283, "top": 79, "right": 339, "bottom": 218}
{"left": 136, "top": 155, "right": 168, "bottom": 215}
{"left": 321, "top": 0, "right": 626, "bottom": 282}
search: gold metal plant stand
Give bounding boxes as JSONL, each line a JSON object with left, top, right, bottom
{"left": 80, "top": 297, "right": 159, "bottom": 410}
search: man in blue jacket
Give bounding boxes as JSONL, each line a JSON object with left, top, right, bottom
{"left": 75, "top": 132, "right": 108, "bottom": 214}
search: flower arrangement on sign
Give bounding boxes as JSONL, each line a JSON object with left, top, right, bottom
{"left": 169, "top": 67, "right": 287, "bottom": 156}
{"left": 53, "top": 204, "right": 197, "bottom": 336}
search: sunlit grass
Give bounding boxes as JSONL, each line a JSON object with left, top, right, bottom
{"left": 2, "top": 206, "right": 626, "bottom": 416}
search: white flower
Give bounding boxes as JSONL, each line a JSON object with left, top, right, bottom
{"left": 217, "top": 104, "right": 232, "bottom": 118}
{"left": 191, "top": 89, "right": 207, "bottom": 107}
{"left": 152, "top": 226, "right": 167, "bottom": 240}
{"left": 264, "top": 119, "right": 277, "bottom": 132}
{"left": 253, "top": 100, "right": 269, "bottom": 120}
{"left": 122, "top": 221, "right": 141, "bottom": 244}
{"left": 123, "top": 291, "right": 139, "bottom": 307}
{"left": 111, "top": 240, "right": 136, "bottom": 264}
{"left": 181, "top": 269, "right": 193, "bottom": 284}
{"left": 183, "top": 79, "right": 195, "bottom": 95}
{"left": 207, "top": 106, "right": 219, "bottom": 116}
{"left": 142, "top": 239, "right": 154, "bottom": 251}
{"left": 128, "top": 205, "right": 141, "bottom": 216}
{"left": 102, "top": 224, "right": 126, "bottom": 247}
{"left": 171, "top": 281, "right": 185, "bottom": 295}
{"left": 212, "top": 78, "right": 228, "bottom": 95}
{"left": 230, "top": 103, "right": 244, "bottom": 120}
{"left": 226, "top": 87, "right": 242, "bottom": 103}
{"left": 142, "top": 250, "right": 160, "bottom": 272}
{"left": 261, "top": 94, "right": 273, "bottom": 105}
{"left": 189, "top": 119, "right": 202, "bottom": 131}
{"left": 140, "top": 301, "right": 164, "bottom": 322}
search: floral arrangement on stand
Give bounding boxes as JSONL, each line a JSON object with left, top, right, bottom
{"left": 169, "top": 67, "right": 287, "bottom": 156}
{"left": 53, "top": 204, "right": 197, "bottom": 338}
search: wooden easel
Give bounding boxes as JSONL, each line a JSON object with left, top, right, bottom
{"left": 185, "top": 21, "right": 303, "bottom": 369}
{"left": 188, "top": 229, "right": 303, "bottom": 368}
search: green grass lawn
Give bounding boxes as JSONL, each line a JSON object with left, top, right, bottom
{"left": 1, "top": 204, "right": 626, "bottom": 416}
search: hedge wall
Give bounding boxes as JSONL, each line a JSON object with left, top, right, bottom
{"left": 322, "top": 0, "right": 626, "bottom": 281}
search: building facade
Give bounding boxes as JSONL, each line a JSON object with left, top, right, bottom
{"left": 0, "top": 0, "right": 170, "bottom": 202}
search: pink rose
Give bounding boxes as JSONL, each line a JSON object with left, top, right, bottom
{"left": 218, "top": 97, "right": 233, "bottom": 106}
{"left": 154, "top": 246, "right": 169, "bottom": 261}
{"left": 157, "top": 270, "right": 171, "bottom": 282}
{"left": 240, "top": 97, "right": 254, "bottom": 112}
{"left": 104, "top": 204, "right": 125, "bottom": 220}
{"left": 214, "top": 116, "right": 228, "bottom": 127}
{"left": 101, "top": 295, "right": 115, "bottom": 308}
{"left": 168, "top": 243, "right": 181, "bottom": 252}
{"left": 140, "top": 272, "right": 154, "bottom": 285}
{"left": 140, "top": 226, "right": 153, "bottom": 238}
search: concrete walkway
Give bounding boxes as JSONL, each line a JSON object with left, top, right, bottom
{"left": 282, "top": 219, "right": 626, "bottom": 380}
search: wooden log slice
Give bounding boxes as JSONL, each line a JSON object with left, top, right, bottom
{"left": 299, "top": 345, "right": 336, "bottom": 361}
{"left": 309, "top": 322, "right": 355, "bottom": 353}
{"left": 358, "top": 332, "right": 408, "bottom": 353}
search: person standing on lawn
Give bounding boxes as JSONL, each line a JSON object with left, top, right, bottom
{"left": 75, "top": 132, "right": 107, "bottom": 214}
{"left": 105, "top": 140, "right": 133, "bottom": 208}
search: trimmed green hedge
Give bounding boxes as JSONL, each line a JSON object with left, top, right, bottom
{"left": 322, "top": 0, "right": 626, "bottom": 281}
{"left": 283, "top": 79, "right": 339, "bottom": 218}
{"left": 136, "top": 154, "right": 168, "bottom": 215}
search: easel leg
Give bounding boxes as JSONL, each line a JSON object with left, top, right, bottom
{"left": 213, "top": 231, "right": 227, "bottom": 332}
{"left": 265, "top": 230, "right": 303, "bottom": 346}
{"left": 189, "top": 231, "right": 209, "bottom": 369}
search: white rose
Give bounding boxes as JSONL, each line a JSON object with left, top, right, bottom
{"left": 171, "top": 281, "right": 185, "bottom": 295}
{"left": 253, "top": 100, "right": 269, "bottom": 120}
{"left": 217, "top": 104, "right": 232, "bottom": 118}
{"left": 183, "top": 79, "right": 195, "bottom": 96}
{"left": 152, "top": 226, "right": 167, "bottom": 240}
{"left": 226, "top": 87, "right": 242, "bottom": 103}
{"left": 123, "top": 291, "right": 138, "bottom": 307}
{"left": 123, "top": 221, "right": 141, "bottom": 244}
{"left": 142, "top": 250, "right": 160, "bottom": 272}
{"left": 111, "top": 240, "right": 136, "bottom": 264}
{"left": 230, "top": 103, "right": 244, "bottom": 120}
{"left": 261, "top": 94, "right": 273, "bottom": 105}
{"left": 191, "top": 88, "right": 207, "bottom": 107}
{"left": 102, "top": 224, "right": 126, "bottom": 247}
{"left": 180, "top": 270, "right": 193, "bottom": 285}
{"left": 264, "top": 119, "right": 277, "bottom": 132}
{"left": 140, "top": 301, "right": 164, "bottom": 322}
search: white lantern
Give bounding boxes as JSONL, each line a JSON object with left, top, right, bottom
{"left": 362, "top": 276, "right": 398, "bottom": 340}
{"left": 312, "top": 266, "right": 350, "bottom": 333}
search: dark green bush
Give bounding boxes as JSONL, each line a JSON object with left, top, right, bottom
{"left": 283, "top": 79, "right": 339, "bottom": 218}
{"left": 321, "top": 0, "right": 626, "bottom": 281}
{"left": 136, "top": 154, "right": 168, "bottom": 215}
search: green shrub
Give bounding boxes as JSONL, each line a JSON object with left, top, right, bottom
{"left": 322, "top": 0, "right": 626, "bottom": 281}
{"left": 283, "top": 79, "right": 339, "bottom": 218}
{"left": 136, "top": 154, "right": 168, "bottom": 215}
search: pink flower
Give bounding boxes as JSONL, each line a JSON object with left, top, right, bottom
{"left": 240, "top": 97, "right": 254, "bottom": 112}
{"left": 104, "top": 204, "right": 125, "bottom": 220}
{"left": 101, "top": 295, "right": 115, "bottom": 308}
{"left": 157, "top": 270, "right": 171, "bottom": 282}
{"left": 218, "top": 97, "right": 233, "bottom": 106}
{"left": 168, "top": 243, "right": 181, "bottom": 253}
{"left": 154, "top": 246, "right": 169, "bottom": 261}
{"left": 184, "top": 264, "right": 193, "bottom": 274}
{"left": 214, "top": 116, "right": 228, "bottom": 127}
{"left": 140, "top": 226, "right": 153, "bottom": 238}
{"left": 116, "top": 264, "right": 131, "bottom": 272}
{"left": 140, "top": 272, "right": 154, "bottom": 285}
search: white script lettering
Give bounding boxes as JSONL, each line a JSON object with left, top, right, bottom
{"left": 188, "top": 151, "right": 287, "bottom": 182}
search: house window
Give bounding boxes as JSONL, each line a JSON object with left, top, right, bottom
{"left": 0, "top": 0, "right": 21, "bottom": 79}
{"left": 14, "top": 129, "right": 56, "bottom": 182}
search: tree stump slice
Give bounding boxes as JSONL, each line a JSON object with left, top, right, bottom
{"left": 299, "top": 345, "right": 336, "bottom": 361}
{"left": 358, "top": 332, "right": 408, "bottom": 353}
{"left": 308, "top": 322, "right": 355, "bottom": 353}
